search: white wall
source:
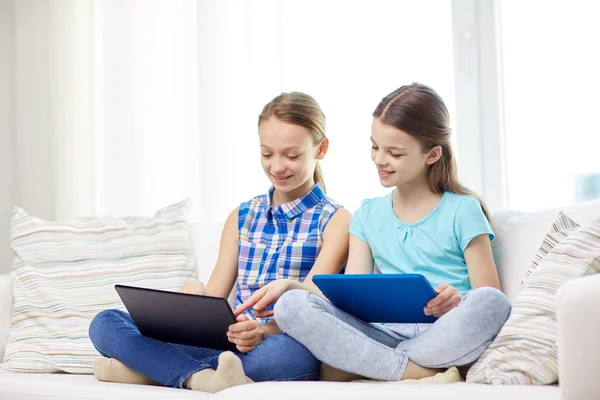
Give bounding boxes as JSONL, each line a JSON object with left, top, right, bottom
{"left": 0, "top": 0, "right": 15, "bottom": 275}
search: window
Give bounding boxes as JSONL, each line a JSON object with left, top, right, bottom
{"left": 279, "top": 0, "right": 456, "bottom": 212}
{"left": 500, "top": 0, "right": 600, "bottom": 211}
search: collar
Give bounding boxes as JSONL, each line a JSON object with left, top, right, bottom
{"left": 264, "top": 183, "right": 325, "bottom": 220}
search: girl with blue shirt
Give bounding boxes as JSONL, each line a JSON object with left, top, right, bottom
{"left": 88, "top": 92, "right": 351, "bottom": 392}
{"left": 236, "top": 83, "right": 512, "bottom": 382}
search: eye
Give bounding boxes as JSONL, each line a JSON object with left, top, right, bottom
{"left": 371, "top": 145, "right": 378, "bottom": 150}
{"left": 391, "top": 153, "right": 403, "bottom": 158}
{"left": 262, "top": 153, "right": 272, "bottom": 158}
{"left": 287, "top": 155, "right": 300, "bottom": 160}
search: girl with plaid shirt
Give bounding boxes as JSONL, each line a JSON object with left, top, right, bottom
{"left": 89, "top": 92, "right": 351, "bottom": 392}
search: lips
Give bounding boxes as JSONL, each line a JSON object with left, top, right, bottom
{"left": 378, "top": 169, "right": 395, "bottom": 177}
{"left": 272, "top": 174, "right": 292, "bottom": 184}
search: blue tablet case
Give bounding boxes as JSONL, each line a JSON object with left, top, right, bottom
{"left": 312, "top": 274, "right": 438, "bottom": 323}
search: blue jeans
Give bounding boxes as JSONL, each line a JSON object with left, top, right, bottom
{"left": 274, "top": 287, "right": 511, "bottom": 381}
{"left": 88, "top": 309, "right": 319, "bottom": 388}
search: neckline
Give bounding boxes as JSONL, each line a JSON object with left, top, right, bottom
{"left": 389, "top": 191, "right": 448, "bottom": 228}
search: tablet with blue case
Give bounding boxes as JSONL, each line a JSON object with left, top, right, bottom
{"left": 312, "top": 274, "right": 438, "bottom": 323}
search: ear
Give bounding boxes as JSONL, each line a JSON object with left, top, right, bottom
{"left": 316, "top": 138, "right": 329, "bottom": 160}
{"left": 425, "top": 145, "right": 442, "bottom": 165}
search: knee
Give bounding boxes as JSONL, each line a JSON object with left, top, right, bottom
{"left": 273, "top": 334, "right": 320, "bottom": 373}
{"left": 274, "top": 289, "right": 312, "bottom": 334}
{"left": 88, "top": 309, "right": 127, "bottom": 349}
{"left": 465, "top": 287, "right": 512, "bottom": 333}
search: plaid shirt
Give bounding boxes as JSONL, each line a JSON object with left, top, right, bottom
{"left": 236, "top": 183, "right": 341, "bottom": 323}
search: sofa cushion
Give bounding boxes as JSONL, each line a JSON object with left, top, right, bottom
{"left": 1, "top": 200, "right": 196, "bottom": 374}
{"left": 0, "top": 370, "right": 207, "bottom": 400}
{"left": 467, "top": 217, "right": 600, "bottom": 384}
{"left": 211, "top": 380, "right": 560, "bottom": 400}
{"left": 490, "top": 198, "right": 600, "bottom": 301}
{"left": 0, "top": 370, "right": 560, "bottom": 400}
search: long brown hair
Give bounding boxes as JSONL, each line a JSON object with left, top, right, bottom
{"left": 373, "top": 83, "right": 491, "bottom": 221}
{"left": 258, "top": 92, "right": 327, "bottom": 192}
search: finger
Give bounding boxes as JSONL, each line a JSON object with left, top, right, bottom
{"left": 227, "top": 334, "right": 261, "bottom": 347}
{"left": 435, "top": 282, "right": 449, "bottom": 294}
{"left": 434, "top": 303, "right": 455, "bottom": 318}
{"left": 433, "top": 296, "right": 461, "bottom": 317}
{"left": 252, "top": 292, "right": 279, "bottom": 312}
{"left": 428, "top": 289, "right": 452, "bottom": 308}
{"left": 229, "top": 320, "right": 259, "bottom": 333}
{"left": 236, "top": 345, "right": 256, "bottom": 354}
{"left": 227, "top": 328, "right": 261, "bottom": 341}
{"left": 234, "top": 289, "right": 265, "bottom": 317}
{"left": 236, "top": 314, "right": 249, "bottom": 322}
{"left": 254, "top": 309, "right": 274, "bottom": 318}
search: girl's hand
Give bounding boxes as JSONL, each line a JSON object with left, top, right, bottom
{"left": 178, "top": 280, "right": 207, "bottom": 296}
{"left": 227, "top": 314, "right": 264, "bottom": 353}
{"left": 424, "top": 283, "right": 461, "bottom": 318}
{"left": 233, "top": 279, "right": 293, "bottom": 319}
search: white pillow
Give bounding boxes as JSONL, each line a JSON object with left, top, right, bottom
{"left": 491, "top": 198, "right": 600, "bottom": 302}
{"left": 467, "top": 215, "right": 600, "bottom": 385}
{"left": 1, "top": 199, "right": 196, "bottom": 373}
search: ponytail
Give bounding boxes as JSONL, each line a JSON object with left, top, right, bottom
{"left": 313, "top": 162, "right": 326, "bottom": 193}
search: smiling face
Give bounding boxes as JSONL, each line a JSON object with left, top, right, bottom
{"left": 370, "top": 117, "right": 441, "bottom": 188}
{"left": 259, "top": 117, "right": 327, "bottom": 196}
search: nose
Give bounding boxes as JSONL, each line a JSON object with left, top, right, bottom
{"left": 372, "top": 150, "right": 386, "bottom": 167}
{"left": 271, "top": 157, "right": 286, "bottom": 175}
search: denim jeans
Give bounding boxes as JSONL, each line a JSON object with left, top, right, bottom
{"left": 88, "top": 309, "right": 319, "bottom": 388}
{"left": 274, "top": 286, "right": 511, "bottom": 381}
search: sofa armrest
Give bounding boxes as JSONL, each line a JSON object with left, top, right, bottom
{"left": 557, "top": 274, "right": 600, "bottom": 400}
{"left": 0, "top": 274, "right": 12, "bottom": 361}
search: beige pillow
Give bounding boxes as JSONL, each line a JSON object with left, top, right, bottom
{"left": 1, "top": 200, "right": 196, "bottom": 373}
{"left": 467, "top": 214, "right": 600, "bottom": 384}
{"left": 521, "top": 212, "right": 579, "bottom": 282}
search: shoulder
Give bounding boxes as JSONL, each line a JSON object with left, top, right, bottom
{"left": 315, "top": 195, "right": 349, "bottom": 231}
{"left": 354, "top": 193, "right": 391, "bottom": 219}
{"left": 239, "top": 193, "right": 268, "bottom": 214}
{"left": 441, "top": 192, "right": 482, "bottom": 213}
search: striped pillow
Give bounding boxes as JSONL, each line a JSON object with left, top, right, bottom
{"left": 520, "top": 212, "right": 579, "bottom": 282}
{"left": 1, "top": 199, "right": 196, "bottom": 374}
{"left": 467, "top": 215, "right": 600, "bottom": 385}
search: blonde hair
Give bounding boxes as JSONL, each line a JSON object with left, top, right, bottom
{"left": 258, "top": 92, "right": 327, "bottom": 192}
{"left": 373, "top": 83, "right": 491, "bottom": 221}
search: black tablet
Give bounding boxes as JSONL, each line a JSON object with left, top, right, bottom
{"left": 115, "top": 284, "right": 238, "bottom": 352}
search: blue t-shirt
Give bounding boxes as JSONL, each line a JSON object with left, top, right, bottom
{"left": 349, "top": 191, "right": 494, "bottom": 295}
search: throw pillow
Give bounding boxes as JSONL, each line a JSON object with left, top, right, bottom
{"left": 521, "top": 212, "right": 579, "bottom": 282}
{"left": 1, "top": 199, "right": 196, "bottom": 373}
{"left": 466, "top": 215, "right": 600, "bottom": 384}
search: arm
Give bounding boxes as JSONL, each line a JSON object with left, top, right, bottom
{"left": 179, "top": 207, "right": 239, "bottom": 298}
{"left": 343, "top": 234, "right": 374, "bottom": 274}
{"left": 290, "top": 208, "right": 352, "bottom": 291}
{"left": 426, "top": 233, "right": 501, "bottom": 317}
{"left": 464, "top": 234, "right": 501, "bottom": 290}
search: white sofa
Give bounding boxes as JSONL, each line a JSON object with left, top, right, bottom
{"left": 1, "top": 200, "right": 600, "bottom": 400}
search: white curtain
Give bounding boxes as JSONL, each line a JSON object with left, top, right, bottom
{"left": 3, "top": 0, "right": 457, "bottom": 274}
{"left": 9, "top": 0, "right": 283, "bottom": 222}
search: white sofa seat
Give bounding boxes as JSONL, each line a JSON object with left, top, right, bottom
{"left": 1, "top": 199, "right": 600, "bottom": 400}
